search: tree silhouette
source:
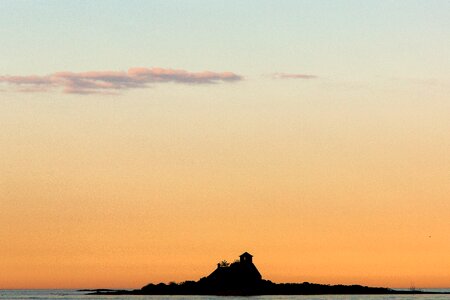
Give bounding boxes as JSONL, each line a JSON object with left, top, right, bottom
{"left": 219, "top": 260, "right": 230, "bottom": 267}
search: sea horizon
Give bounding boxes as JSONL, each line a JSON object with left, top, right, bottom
{"left": 3, "top": 287, "right": 450, "bottom": 291}
{"left": 3, "top": 289, "right": 450, "bottom": 300}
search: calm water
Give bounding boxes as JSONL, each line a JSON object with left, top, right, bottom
{"left": 2, "top": 291, "right": 450, "bottom": 300}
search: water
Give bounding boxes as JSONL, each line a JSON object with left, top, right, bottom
{"left": 1, "top": 291, "right": 450, "bottom": 300}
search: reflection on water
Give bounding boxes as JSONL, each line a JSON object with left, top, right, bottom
{"left": 2, "top": 290, "right": 450, "bottom": 300}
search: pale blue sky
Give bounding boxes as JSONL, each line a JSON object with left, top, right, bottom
{"left": 1, "top": 0, "right": 449, "bottom": 80}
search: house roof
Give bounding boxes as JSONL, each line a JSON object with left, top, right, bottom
{"left": 240, "top": 252, "right": 253, "bottom": 258}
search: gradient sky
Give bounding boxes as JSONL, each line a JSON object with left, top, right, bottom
{"left": 1, "top": 0, "right": 450, "bottom": 289}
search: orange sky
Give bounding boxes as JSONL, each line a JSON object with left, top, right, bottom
{"left": 1, "top": 81, "right": 449, "bottom": 289}
{"left": 1, "top": 1, "right": 450, "bottom": 290}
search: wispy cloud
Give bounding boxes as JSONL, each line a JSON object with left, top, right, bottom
{"left": 0, "top": 67, "right": 243, "bottom": 94}
{"left": 272, "top": 73, "right": 318, "bottom": 79}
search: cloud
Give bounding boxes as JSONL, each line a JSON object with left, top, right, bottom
{"left": 272, "top": 73, "right": 317, "bottom": 79}
{"left": 0, "top": 67, "right": 243, "bottom": 94}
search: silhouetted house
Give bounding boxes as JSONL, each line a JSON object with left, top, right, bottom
{"left": 240, "top": 252, "right": 253, "bottom": 263}
{"left": 204, "top": 252, "right": 262, "bottom": 289}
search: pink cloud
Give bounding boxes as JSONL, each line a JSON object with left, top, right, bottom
{"left": 127, "top": 68, "right": 241, "bottom": 84}
{"left": 272, "top": 73, "right": 317, "bottom": 79}
{"left": 0, "top": 75, "right": 54, "bottom": 85}
{"left": 0, "top": 67, "right": 243, "bottom": 94}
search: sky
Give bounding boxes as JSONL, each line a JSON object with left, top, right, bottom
{"left": 1, "top": 0, "right": 450, "bottom": 289}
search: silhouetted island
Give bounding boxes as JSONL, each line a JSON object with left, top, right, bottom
{"left": 91, "top": 252, "right": 447, "bottom": 296}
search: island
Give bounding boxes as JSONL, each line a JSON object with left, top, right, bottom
{"left": 91, "top": 252, "right": 446, "bottom": 296}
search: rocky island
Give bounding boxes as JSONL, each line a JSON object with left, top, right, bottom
{"left": 91, "top": 252, "right": 445, "bottom": 296}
